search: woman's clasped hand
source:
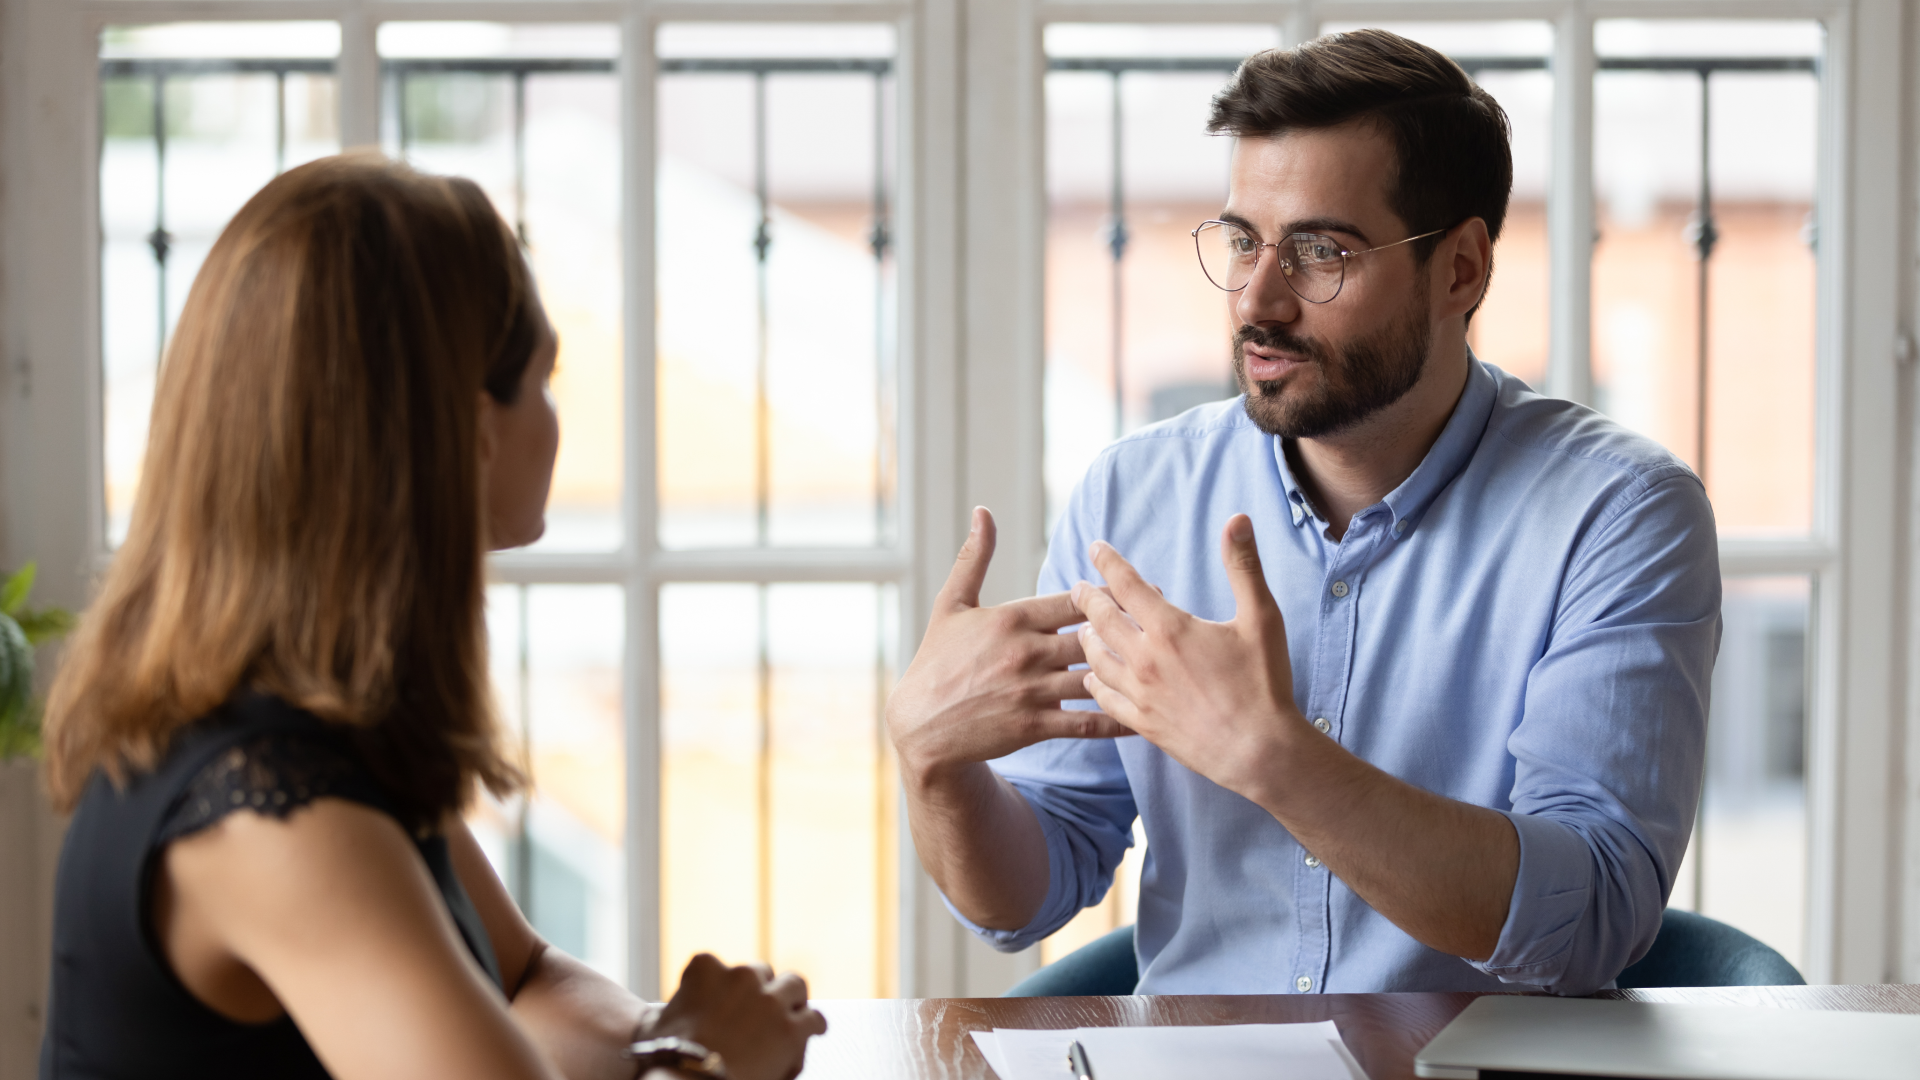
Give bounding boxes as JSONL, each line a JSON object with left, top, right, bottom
{"left": 640, "top": 955, "right": 828, "bottom": 1080}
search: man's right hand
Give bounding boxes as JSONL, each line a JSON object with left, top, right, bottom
{"left": 886, "top": 507, "right": 1132, "bottom": 783}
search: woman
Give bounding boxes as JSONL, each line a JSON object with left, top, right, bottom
{"left": 39, "top": 153, "right": 824, "bottom": 1080}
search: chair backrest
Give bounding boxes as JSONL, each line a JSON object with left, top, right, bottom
{"left": 1615, "top": 908, "right": 1805, "bottom": 988}
{"left": 1003, "top": 908, "right": 1803, "bottom": 996}
{"left": 1004, "top": 924, "right": 1139, "bottom": 997}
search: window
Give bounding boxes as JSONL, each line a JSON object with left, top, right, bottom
{"left": 85, "top": 10, "right": 906, "bottom": 1001}
{"left": 98, "top": 22, "right": 341, "bottom": 545}
{"left": 1042, "top": 24, "right": 1281, "bottom": 532}
{"left": 652, "top": 22, "right": 902, "bottom": 997}
{"left": 381, "top": 23, "right": 625, "bottom": 553}
{"left": 22, "top": 0, "right": 1908, "bottom": 1012}
{"left": 1588, "top": 18, "right": 1824, "bottom": 970}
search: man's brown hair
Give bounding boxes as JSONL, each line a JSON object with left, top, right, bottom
{"left": 43, "top": 153, "right": 536, "bottom": 827}
{"left": 1209, "top": 28, "right": 1513, "bottom": 268}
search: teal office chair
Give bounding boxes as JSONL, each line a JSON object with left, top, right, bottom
{"left": 1003, "top": 908, "right": 1804, "bottom": 997}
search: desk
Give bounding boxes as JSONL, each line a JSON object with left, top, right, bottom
{"left": 803, "top": 985, "right": 1920, "bottom": 1079}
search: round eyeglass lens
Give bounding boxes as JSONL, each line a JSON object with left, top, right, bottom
{"left": 1284, "top": 233, "right": 1348, "bottom": 303}
{"left": 1194, "top": 220, "right": 1256, "bottom": 292}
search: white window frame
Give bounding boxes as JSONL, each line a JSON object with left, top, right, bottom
{"left": 0, "top": 0, "right": 1912, "bottom": 1029}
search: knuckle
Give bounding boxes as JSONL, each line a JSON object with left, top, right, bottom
{"left": 989, "top": 652, "right": 1024, "bottom": 683}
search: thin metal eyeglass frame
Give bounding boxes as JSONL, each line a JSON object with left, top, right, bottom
{"left": 1190, "top": 221, "right": 1448, "bottom": 303}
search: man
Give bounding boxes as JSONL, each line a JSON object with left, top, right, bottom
{"left": 886, "top": 29, "right": 1718, "bottom": 996}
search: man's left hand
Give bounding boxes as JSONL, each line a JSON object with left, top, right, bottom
{"left": 1071, "top": 514, "right": 1311, "bottom": 806}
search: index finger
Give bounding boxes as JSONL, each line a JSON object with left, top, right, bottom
{"left": 1088, "top": 541, "right": 1175, "bottom": 628}
{"left": 1007, "top": 590, "right": 1086, "bottom": 632}
{"left": 1072, "top": 578, "right": 1145, "bottom": 651}
{"left": 767, "top": 972, "right": 810, "bottom": 1011}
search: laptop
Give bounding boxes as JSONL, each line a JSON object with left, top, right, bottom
{"left": 1414, "top": 994, "right": 1920, "bottom": 1080}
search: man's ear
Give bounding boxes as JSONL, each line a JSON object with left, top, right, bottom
{"left": 1435, "top": 217, "right": 1493, "bottom": 322}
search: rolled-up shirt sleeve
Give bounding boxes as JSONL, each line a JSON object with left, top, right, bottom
{"left": 1469, "top": 467, "right": 1719, "bottom": 994}
{"left": 944, "top": 737, "right": 1139, "bottom": 951}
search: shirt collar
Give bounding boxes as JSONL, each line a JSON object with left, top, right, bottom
{"left": 1272, "top": 355, "right": 1499, "bottom": 535}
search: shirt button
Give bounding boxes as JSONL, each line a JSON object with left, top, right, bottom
{"left": 1295, "top": 975, "right": 1313, "bottom": 992}
{"left": 1330, "top": 580, "right": 1349, "bottom": 598}
{"left": 1392, "top": 520, "right": 1407, "bottom": 537}
{"left": 1313, "top": 717, "right": 1331, "bottom": 733}
{"left": 1304, "top": 854, "right": 1321, "bottom": 868}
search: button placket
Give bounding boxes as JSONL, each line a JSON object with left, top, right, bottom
{"left": 1294, "top": 517, "right": 1381, "bottom": 1001}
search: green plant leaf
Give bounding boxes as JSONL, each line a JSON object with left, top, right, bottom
{"left": 0, "top": 563, "right": 34, "bottom": 616}
{"left": 0, "top": 696, "right": 41, "bottom": 760}
{"left": 0, "top": 613, "right": 30, "bottom": 728}
{"left": 16, "top": 607, "right": 77, "bottom": 647}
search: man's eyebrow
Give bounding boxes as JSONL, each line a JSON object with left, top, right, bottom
{"left": 1286, "top": 217, "right": 1372, "bottom": 245}
{"left": 1217, "top": 211, "right": 1259, "bottom": 233}
{"left": 1214, "top": 212, "right": 1374, "bottom": 247}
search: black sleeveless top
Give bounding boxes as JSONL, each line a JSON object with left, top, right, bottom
{"left": 39, "top": 694, "right": 503, "bottom": 1079}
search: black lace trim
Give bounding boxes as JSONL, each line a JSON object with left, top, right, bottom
{"left": 156, "top": 729, "right": 392, "bottom": 846}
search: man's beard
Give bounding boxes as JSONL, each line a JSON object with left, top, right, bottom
{"left": 1231, "top": 296, "right": 1432, "bottom": 439}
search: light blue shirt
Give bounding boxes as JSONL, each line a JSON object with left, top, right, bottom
{"left": 949, "top": 359, "right": 1719, "bottom": 996}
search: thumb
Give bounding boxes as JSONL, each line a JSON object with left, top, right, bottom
{"left": 1219, "top": 515, "right": 1281, "bottom": 630}
{"left": 937, "top": 507, "right": 996, "bottom": 611}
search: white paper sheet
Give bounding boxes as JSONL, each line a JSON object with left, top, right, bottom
{"left": 969, "top": 1021, "right": 1365, "bottom": 1080}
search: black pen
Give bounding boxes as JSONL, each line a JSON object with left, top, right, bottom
{"left": 1067, "top": 1039, "right": 1096, "bottom": 1080}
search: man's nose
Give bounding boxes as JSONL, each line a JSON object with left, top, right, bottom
{"left": 1234, "top": 249, "right": 1303, "bottom": 328}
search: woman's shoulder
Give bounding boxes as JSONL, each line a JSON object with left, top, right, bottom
{"left": 156, "top": 694, "right": 394, "bottom": 847}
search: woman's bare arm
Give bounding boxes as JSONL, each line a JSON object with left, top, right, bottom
{"left": 444, "top": 817, "right": 650, "bottom": 1080}
{"left": 160, "top": 800, "right": 563, "bottom": 1080}
{"left": 445, "top": 818, "right": 827, "bottom": 1080}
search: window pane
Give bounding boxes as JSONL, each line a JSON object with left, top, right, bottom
{"left": 1669, "top": 576, "right": 1809, "bottom": 973}
{"left": 1042, "top": 24, "right": 1281, "bottom": 532}
{"left": 660, "top": 582, "right": 897, "bottom": 997}
{"left": 99, "top": 23, "right": 341, "bottom": 545}
{"left": 1593, "top": 20, "right": 1820, "bottom": 538}
{"left": 656, "top": 25, "right": 897, "bottom": 549}
{"left": 481, "top": 584, "right": 628, "bottom": 983}
{"left": 382, "top": 25, "right": 623, "bottom": 553}
{"left": 1321, "top": 22, "right": 1552, "bottom": 389}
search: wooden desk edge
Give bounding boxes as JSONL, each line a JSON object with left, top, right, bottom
{"left": 805, "top": 985, "right": 1920, "bottom": 1080}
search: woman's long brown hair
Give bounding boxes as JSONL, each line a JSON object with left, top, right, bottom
{"left": 44, "top": 153, "right": 533, "bottom": 827}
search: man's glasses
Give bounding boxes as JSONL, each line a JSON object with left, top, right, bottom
{"left": 1190, "top": 220, "right": 1446, "bottom": 304}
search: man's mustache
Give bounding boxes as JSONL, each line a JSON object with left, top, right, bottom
{"left": 1233, "top": 324, "right": 1332, "bottom": 365}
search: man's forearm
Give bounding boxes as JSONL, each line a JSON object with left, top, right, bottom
{"left": 1249, "top": 726, "right": 1519, "bottom": 961}
{"left": 903, "top": 759, "right": 1053, "bottom": 931}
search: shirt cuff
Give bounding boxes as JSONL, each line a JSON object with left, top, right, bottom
{"left": 937, "top": 782, "right": 1091, "bottom": 953}
{"left": 1466, "top": 810, "right": 1593, "bottom": 986}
